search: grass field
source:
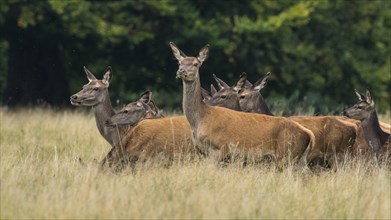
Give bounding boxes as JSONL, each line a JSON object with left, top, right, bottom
{"left": 1, "top": 107, "right": 390, "bottom": 219}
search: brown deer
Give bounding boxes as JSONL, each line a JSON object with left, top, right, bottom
{"left": 342, "top": 89, "right": 390, "bottom": 159}
{"left": 70, "top": 67, "right": 158, "bottom": 147}
{"left": 70, "top": 66, "right": 122, "bottom": 146}
{"left": 101, "top": 76, "right": 249, "bottom": 170}
{"left": 105, "top": 91, "right": 164, "bottom": 127}
{"left": 170, "top": 42, "right": 315, "bottom": 167}
{"left": 231, "top": 72, "right": 372, "bottom": 166}
{"left": 235, "top": 72, "right": 273, "bottom": 115}
{"left": 100, "top": 115, "right": 196, "bottom": 170}
{"left": 205, "top": 74, "right": 242, "bottom": 111}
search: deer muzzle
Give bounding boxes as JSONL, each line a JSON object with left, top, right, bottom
{"left": 176, "top": 69, "right": 187, "bottom": 79}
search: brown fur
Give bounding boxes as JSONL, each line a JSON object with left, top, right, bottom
{"left": 196, "top": 106, "right": 315, "bottom": 165}
{"left": 170, "top": 42, "right": 315, "bottom": 167}
{"left": 101, "top": 116, "right": 196, "bottom": 170}
{"left": 290, "top": 116, "right": 364, "bottom": 166}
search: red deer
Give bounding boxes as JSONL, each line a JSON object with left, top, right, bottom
{"left": 105, "top": 91, "right": 164, "bottom": 127}
{"left": 170, "top": 42, "right": 315, "bottom": 167}
{"left": 70, "top": 67, "right": 160, "bottom": 147}
{"left": 235, "top": 72, "right": 273, "bottom": 115}
{"left": 70, "top": 66, "right": 123, "bottom": 146}
{"left": 233, "top": 73, "right": 372, "bottom": 166}
{"left": 205, "top": 74, "right": 242, "bottom": 111}
{"left": 343, "top": 89, "right": 390, "bottom": 160}
{"left": 101, "top": 115, "right": 196, "bottom": 170}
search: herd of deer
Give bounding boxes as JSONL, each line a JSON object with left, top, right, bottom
{"left": 70, "top": 43, "right": 390, "bottom": 172}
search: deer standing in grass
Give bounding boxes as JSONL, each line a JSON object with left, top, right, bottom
{"left": 343, "top": 89, "right": 390, "bottom": 159}
{"left": 70, "top": 67, "right": 160, "bottom": 147}
{"left": 100, "top": 115, "right": 196, "bottom": 170}
{"left": 211, "top": 72, "right": 372, "bottom": 167}
{"left": 70, "top": 66, "right": 123, "bottom": 146}
{"left": 170, "top": 42, "right": 315, "bottom": 166}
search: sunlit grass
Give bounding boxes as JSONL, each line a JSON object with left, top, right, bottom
{"left": 1, "top": 107, "right": 390, "bottom": 219}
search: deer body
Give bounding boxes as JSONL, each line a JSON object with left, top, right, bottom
{"left": 171, "top": 43, "right": 314, "bottom": 166}
{"left": 101, "top": 116, "right": 195, "bottom": 169}
{"left": 289, "top": 116, "right": 362, "bottom": 166}
{"left": 193, "top": 106, "right": 314, "bottom": 163}
{"left": 206, "top": 71, "right": 369, "bottom": 166}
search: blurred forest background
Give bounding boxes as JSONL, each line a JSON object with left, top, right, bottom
{"left": 0, "top": 0, "right": 390, "bottom": 113}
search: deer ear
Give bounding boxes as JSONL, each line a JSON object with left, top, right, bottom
{"left": 253, "top": 72, "right": 270, "bottom": 91}
{"left": 365, "top": 88, "right": 375, "bottom": 106}
{"left": 102, "top": 66, "right": 112, "bottom": 86}
{"left": 169, "top": 42, "right": 186, "bottom": 61}
{"left": 197, "top": 44, "right": 209, "bottom": 63}
{"left": 201, "top": 87, "right": 211, "bottom": 101}
{"left": 210, "top": 84, "right": 217, "bottom": 96}
{"left": 354, "top": 89, "right": 365, "bottom": 101}
{"left": 201, "top": 87, "right": 212, "bottom": 100}
{"left": 148, "top": 101, "right": 163, "bottom": 117}
{"left": 213, "top": 74, "right": 229, "bottom": 90}
{"left": 84, "top": 66, "right": 97, "bottom": 82}
{"left": 233, "top": 72, "right": 247, "bottom": 92}
{"left": 139, "top": 90, "right": 152, "bottom": 104}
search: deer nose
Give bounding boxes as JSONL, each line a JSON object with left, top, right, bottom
{"left": 177, "top": 69, "right": 186, "bottom": 74}
{"left": 341, "top": 110, "right": 347, "bottom": 116}
{"left": 70, "top": 95, "right": 77, "bottom": 100}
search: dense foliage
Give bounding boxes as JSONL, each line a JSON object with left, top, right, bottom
{"left": 0, "top": 0, "right": 390, "bottom": 112}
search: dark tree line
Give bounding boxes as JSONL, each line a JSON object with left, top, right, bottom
{"left": 0, "top": 0, "right": 390, "bottom": 112}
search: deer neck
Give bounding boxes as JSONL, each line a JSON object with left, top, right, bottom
{"left": 361, "top": 110, "right": 389, "bottom": 153}
{"left": 232, "top": 100, "right": 242, "bottom": 111}
{"left": 92, "top": 91, "right": 116, "bottom": 145}
{"left": 257, "top": 96, "right": 273, "bottom": 116}
{"left": 182, "top": 74, "right": 207, "bottom": 129}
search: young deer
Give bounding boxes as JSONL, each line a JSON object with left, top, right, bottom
{"left": 343, "top": 89, "right": 390, "bottom": 158}
{"left": 170, "top": 42, "right": 315, "bottom": 167}
{"left": 105, "top": 91, "right": 164, "bottom": 127}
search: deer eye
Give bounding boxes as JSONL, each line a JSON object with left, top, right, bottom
{"left": 93, "top": 87, "right": 99, "bottom": 91}
{"left": 240, "top": 95, "right": 245, "bottom": 99}
{"left": 123, "top": 110, "right": 128, "bottom": 113}
{"left": 193, "top": 63, "right": 198, "bottom": 67}
{"left": 221, "top": 95, "right": 227, "bottom": 99}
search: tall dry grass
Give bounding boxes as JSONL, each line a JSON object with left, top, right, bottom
{"left": 0, "top": 107, "right": 390, "bottom": 219}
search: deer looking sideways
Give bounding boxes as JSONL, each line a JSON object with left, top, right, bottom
{"left": 170, "top": 42, "right": 316, "bottom": 167}
{"left": 70, "top": 66, "right": 162, "bottom": 148}
{"left": 205, "top": 71, "right": 374, "bottom": 167}
{"left": 343, "top": 89, "right": 390, "bottom": 160}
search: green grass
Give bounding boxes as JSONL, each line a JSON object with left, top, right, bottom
{"left": 1, "top": 107, "right": 390, "bottom": 219}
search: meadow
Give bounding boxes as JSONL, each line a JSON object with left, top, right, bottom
{"left": 1, "top": 107, "right": 390, "bottom": 219}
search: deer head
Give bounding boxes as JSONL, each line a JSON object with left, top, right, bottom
{"left": 170, "top": 42, "right": 209, "bottom": 82}
{"left": 235, "top": 72, "right": 272, "bottom": 114}
{"left": 342, "top": 89, "right": 375, "bottom": 121}
{"left": 105, "top": 90, "right": 163, "bottom": 127}
{"left": 70, "top": 66, "right": 112, "bottom": 106}
{"left": 206, "top": 74, "right": 241, "bottom": 110}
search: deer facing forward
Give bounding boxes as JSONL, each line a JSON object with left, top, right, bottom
{"left": 170, "top": 42, "right": 315, "bottom": 167}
